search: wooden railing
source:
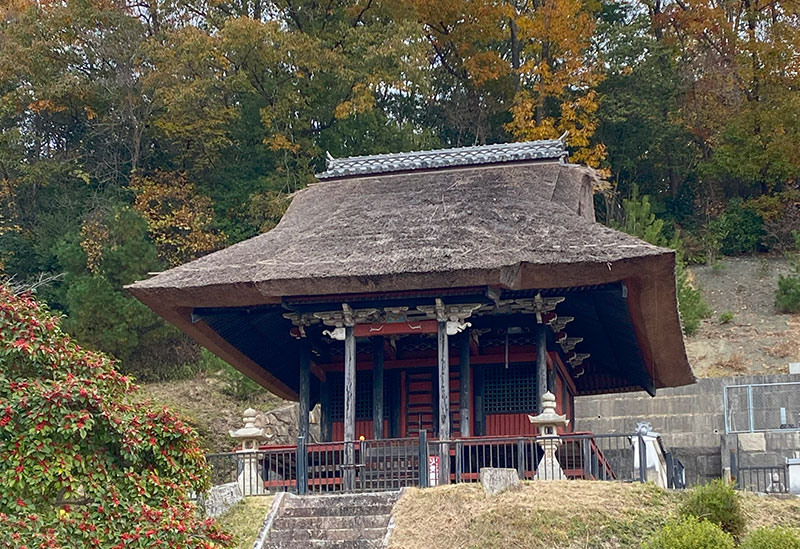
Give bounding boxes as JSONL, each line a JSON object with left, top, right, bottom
{"left": 206, "top": 431, "right": 686, "bottom": 495}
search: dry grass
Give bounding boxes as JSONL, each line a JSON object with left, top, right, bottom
{"left": 217, "top": 496, "right": 274, "bottom": 549}
{"left": 706, "top": 352, "right": 749, "bottom": 377}
{"left": 763, "top": 339, "right": 798, "bottom": 359}
{"left": 389, "top": 482, "right": 800, "bottom": 549}
{"left": 390, "top": 482, "right": 677, "bottom": 549}
{"left": 742, "top": 493, "right": 800, "bottom": 530}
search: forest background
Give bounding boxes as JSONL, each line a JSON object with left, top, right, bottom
{"left": 2, "top": 0, "right": 800, "bottom": 385}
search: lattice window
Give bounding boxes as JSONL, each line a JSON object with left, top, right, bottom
{"left": 483, "top": 363, "right": 537, "bottom": 414}
{"left": 328, "top": 372, "right": 390, "bottom": 421}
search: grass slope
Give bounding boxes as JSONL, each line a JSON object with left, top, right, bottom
{"left": 217, "top": 497, "right": 274, "bottom": 549}
{"left": 389, "top": 482, "right": 800, "bottom": 549}
{"left": 137, "top": 373, "right": 285, "bottom": 452}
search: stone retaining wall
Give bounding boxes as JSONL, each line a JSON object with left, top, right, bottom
{"left": 575, "top": 373, "right": 800, "bottom": 485}
{"left": 254, "top": 403, "right": 321, "bottom": 445}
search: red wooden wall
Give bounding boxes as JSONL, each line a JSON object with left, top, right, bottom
{"left": 326, "top": 351, "right": 575, "bottom": 440}
{"left": 331, "top": 420, "right": 389, "bottom": 441}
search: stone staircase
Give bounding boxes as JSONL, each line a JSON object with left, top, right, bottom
{"left": 259, "top": 491, "right": 401, "bottom": 549}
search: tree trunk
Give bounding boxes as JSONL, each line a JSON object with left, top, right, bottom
{"left": 510, "top": 17, "right": 521, "bottom": 91}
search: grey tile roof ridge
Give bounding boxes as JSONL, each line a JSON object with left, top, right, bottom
{"left": 317, "top": 136, "right": 568, "bottom": 179}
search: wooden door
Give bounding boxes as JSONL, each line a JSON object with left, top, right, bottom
{"left": 405, "top": 369, "right": 436, "bottom": 437}
{"left": 404, "top": 368, "right": 462, "bottom": 438}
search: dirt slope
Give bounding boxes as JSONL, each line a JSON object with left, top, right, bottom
{"left": 687, "top": 256, "right": 800, "bottom": 377}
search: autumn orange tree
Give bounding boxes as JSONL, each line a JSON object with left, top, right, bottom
{"left": 0, "top": 284, "right": 233, "bottom": 548}
{"left": 131, "top": 172, "right": 226, "bottom": 267}
{"left": 402, "top": 0, "right": 605, "bottom": 164}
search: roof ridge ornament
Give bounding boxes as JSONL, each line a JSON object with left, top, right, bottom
{"left": 316, "top": 139, "right": 568, "bottom": 179}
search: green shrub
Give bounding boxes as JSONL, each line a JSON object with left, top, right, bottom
{"left": 679, "top": 479, "right": 746, "bottom": 538}
{"left": 745, "top": 189, "right": 800, "bottom": 252}
{"left": 643, "top": 516, "right": 734, "bottom": 549}
{"left": 776, "top": 232, "right": 800, "bottom": 313}
{"left": 188, "top": 349, "right": 264, "bottom": 401}
{"left": 0, "top": 285, "right": 233, "bottom": 547}
{"left": 220, "top": 362, "right": 264, "bottom": 401}
{"left": 706, "top": 198, "right": 765, "bottom": 255}
{"left": 741, "top": 527, "right": 800, "bottom": 549}
{"left": 718, "top": 311, "right": 735, "bottom": 324}
{"left": 677, "top": 262, "right": 712, "bottom": 336}
{"left": 776, "top": 274, "right": 800, "bottom": 313}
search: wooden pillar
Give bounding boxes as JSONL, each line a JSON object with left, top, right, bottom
{"left": 372, "top": 336, "right": 385, "bottom": 440}
{"left": 389, "top": 373, "right": 400, "bottom": 438}
{"left": 536, "top": 323, "right": 548, "bottom": 414}
{"left": 298, "top": 338, "right": 311, "bottom": 440}
{"left": 459, "top": 331, "right": 471, "bottom": 437}
{"left": 437, "top": 320, "right": 450, "bottom": 484}
{"left": 320, "top": 379, "right": 331, "bottom": 442}
{"left": 344, "top": 325, "right": 356, "bottom": 489}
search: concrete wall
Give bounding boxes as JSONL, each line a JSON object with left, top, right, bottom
{"left": 574, "top": 373, "right": 800, "bottom": 486}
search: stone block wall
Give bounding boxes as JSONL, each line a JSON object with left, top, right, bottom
{"left": 574, "top": 373, "right": 800, "bottom": 486}
{"left": 253, "top": 403, "right": 321, "bottom": 445}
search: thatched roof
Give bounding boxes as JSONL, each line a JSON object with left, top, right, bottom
{"left": 128, "top": 155, "right": 693, "bottom": 399}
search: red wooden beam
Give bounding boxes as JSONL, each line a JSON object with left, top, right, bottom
{"left": 353, "top": 320, "right": 438, "bottom": 337}
{"left": 317, "top": 351, "right": 542, "bottom": 372}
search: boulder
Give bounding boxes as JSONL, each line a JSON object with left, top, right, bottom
{"left": 479, "top": 467, "right": 520, "bottom": 496}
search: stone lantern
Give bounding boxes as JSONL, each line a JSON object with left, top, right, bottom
{"left": 229, "top": 408, "right": 269, "bottom": 495}
{"left": 528, "top": 392, "right": 569, "bottom": 480}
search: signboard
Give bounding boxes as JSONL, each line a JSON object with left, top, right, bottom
{"left": 428, "top": 455, "right": 439, "bottom": 486}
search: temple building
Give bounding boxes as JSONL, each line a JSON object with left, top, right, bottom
{"left": 128, "top": 138, "right": 694, "bottom": 489}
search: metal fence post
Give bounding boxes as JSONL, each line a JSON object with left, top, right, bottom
{"left": 747, "top": 385, "right": 755, "bottom": 433}
{"left": 356, "top": 439, "right": 365, "bottom": 491}
{"left": 723, "top": 386, "right": 730, "bottom": 433}
{"left": 418, "top": 430, "right": 428, "bottom": 488}
{"left": 638, "top": 433, "right": 647, "bottom": 483}
{"left": 582, "top": 438, "right": 591, "bottom": 480}
{"left": 296, "top": 436, "right": 307, "bottom": 495}
{"left": 455, "top": 440, "right": 463, "bottom": 483}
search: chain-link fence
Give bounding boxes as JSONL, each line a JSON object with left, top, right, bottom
{"left": 725, "top": 382, "right": 800, "bottom": 433}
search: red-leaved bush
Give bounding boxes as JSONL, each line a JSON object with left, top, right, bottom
{"left": 0, "top": 285, "right": 233, "bottom": 548}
